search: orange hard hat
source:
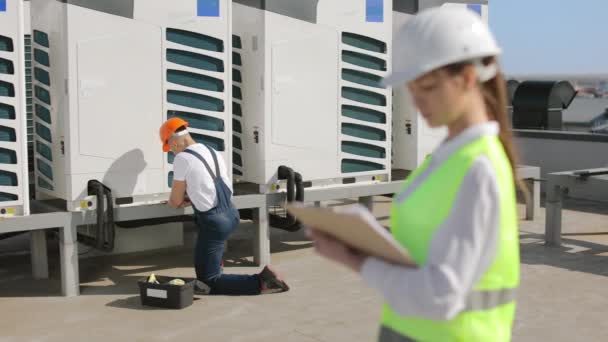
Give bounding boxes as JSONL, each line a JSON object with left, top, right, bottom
{"left": 159, "top": 117, "right": 189, "bottom": 152}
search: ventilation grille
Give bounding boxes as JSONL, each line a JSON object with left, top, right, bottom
{"left": 32, "top": 30, "right": 54, "bottom": 191}
{"left": 0, "top": 35, "right": 14, "bottom": 52}
{"left": 165, "top": 28, "right": 229, "bottom": 187}
{"left": 231, "top": 34, "right": 244, "bottom": 178}
{"left": 339, "top": 32, "right": 389, "bottom": 174}
{"left": 0, "top": 30, "right": 20, "bottom": 202}
{"left": 24, "top": 34, "right": 34, "bottom": 177}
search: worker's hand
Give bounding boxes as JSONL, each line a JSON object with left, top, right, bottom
{"left": 306, "top": 228, "right": 366, "bottom": 273}
{"left": 178, "top": 200, "right": 192, "bottom": 208}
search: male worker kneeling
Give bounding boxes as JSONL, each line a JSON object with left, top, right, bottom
{"left": 160, "top": 118, "right": 289, "bottom": 295}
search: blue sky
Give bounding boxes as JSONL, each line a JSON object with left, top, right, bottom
{"left": 489, "top": 0, "right": 607, "bottom": 76}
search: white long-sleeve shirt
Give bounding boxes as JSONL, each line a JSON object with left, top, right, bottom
{"left": 361, "top": 122, "right": 502, "bottom": 321}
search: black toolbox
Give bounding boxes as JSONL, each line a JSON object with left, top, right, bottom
{"left": 137, "top": 276, "right": 196, "bottom": 309}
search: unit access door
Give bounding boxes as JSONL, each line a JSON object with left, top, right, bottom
{"left": 75, "top": 22, "right": 163, "bottom": 198}
{"left": 270, "top": 26, "right": 340, "bottom": 180}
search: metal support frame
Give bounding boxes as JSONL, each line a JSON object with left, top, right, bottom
{"left": 545, "top": 181, "right": 564, "bottom": 247}
{"left": 60, "top": 214, "right": 79, "bottom": 297}
{"left": 0, "top": 210, "right": 73, "bottom": 295}
{"left": 517, "top": 165, "right": 541, "bottom": 221}
{"left": 253, "top": 201, "right": 270, "bottom": 266}
{"left": 30, "top": 230, "right": 48, "bottom": 279}
{"left": 545, "top": 168, "right": 608, "bottom": 247}
{"left": 267, "top": 181, "right": 404, "bottom": 207}
{"left": 2, "top": 166, "right": 542, "bottom": 297}
{"left": 0, "top": 194, "right": 267, "bottom": 297}
{"left": 358, "top": 196, "right": 374, "bottom": 212}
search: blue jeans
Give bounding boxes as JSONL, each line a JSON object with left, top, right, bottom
{"left": 194, "top": 207, "right": 261, "bottom": 295}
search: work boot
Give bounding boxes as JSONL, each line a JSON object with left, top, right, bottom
{"left": 194, "top": 280, "right": 211, "bottom": 295}
{"left": 259, "top": 265, "right": 289, "bottom": 294}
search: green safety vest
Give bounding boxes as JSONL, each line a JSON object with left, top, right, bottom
{"left": 381, "top": 135, "right": 520, "bottom": 342}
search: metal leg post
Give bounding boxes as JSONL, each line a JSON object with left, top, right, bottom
{"left": 358, "top": 196, "right": 374, "bottom": 212}
{"left": 60, "top": 214, "right": 80, "bottom": 296}
{"left": 30, "top": 230, "right": 48, "bottom": 279}
{"left": 253, "top": 203, "right": 270, "bottom": 266}
{"left": 545, "top": 180, "right": 564, "bottom": 247}
{"left": 524, "top": 178, "right": 536, "bottom": 220}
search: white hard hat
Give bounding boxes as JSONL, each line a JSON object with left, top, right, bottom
{"left": 383, "top": 6, "right": 502, "bottom": 87}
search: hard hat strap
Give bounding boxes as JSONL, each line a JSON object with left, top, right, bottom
{"left": 166, "top": 128, "right": 189, "bottom": 144}
{"left": 172, "top": 129, "right": 189, "bottom": 138}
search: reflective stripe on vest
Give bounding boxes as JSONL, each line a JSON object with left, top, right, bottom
{"left": 378, "top": 289, "right": 518, "bottom": 342}
{"left": 464, "top": 288, "right": 517, "bottom": 311}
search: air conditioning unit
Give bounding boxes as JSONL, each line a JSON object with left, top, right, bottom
{"left": 391, "top": 1, "right": 488, "bottom": 172}
{"left": 31, "top": 0, "right": 232, "bottom": 211}
{"left": 0, "top": 0, "right": 30, "bottom": 217}
{"left": 232, "top": 0, "right": 392, "bottom": 191}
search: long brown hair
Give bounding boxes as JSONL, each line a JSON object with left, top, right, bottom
{"left": 446, "top": 57, "right": 528, "bottom": 195}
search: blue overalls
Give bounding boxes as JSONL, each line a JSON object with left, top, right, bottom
{"left": 184, "top": 144, "right": 260, "bottom": 295}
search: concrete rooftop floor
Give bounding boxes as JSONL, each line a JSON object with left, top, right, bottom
{"left": 1, "top": 197, "right": 608, "bottom": 342}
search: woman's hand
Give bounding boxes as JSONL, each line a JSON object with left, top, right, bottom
{"left": 306, "top": 228, "right": 367, "bottom": 273}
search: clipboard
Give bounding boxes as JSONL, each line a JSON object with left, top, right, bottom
{"left": 286, "top": 204, "right": 416, "bottom": 267}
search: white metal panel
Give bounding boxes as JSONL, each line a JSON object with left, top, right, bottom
{"left": 232, "top": 3, "right": 268, "bottom": 185}
{"left": 31, "top": 0, "right": 69, "bottom": 200}
{"left": 269, "top": 22, "right": 340, "bottom": 181}
{"left": 31, "top": 0, "right": 232, "bottom": 208}
{"left": 391, "top": 9, "right": 446, "bottom": 171}
{"left": 62, "top": 6, "right": 164, "bottom": 201}
{"left": 74, "top": 33, "right": 163, "bottom": 199}
{"left": 318, "top": 0, "right": 392, "bottom": 39}
{"left": 234, "top": 0, "right": 393, "bottom": 187}
{"left": 319, "top": 0, "right": 393, "bottom": 178}
{"left": 149, "top": 0, "right": 233, "bottom": 192}
{"left": 76, "top": 33, "right": 163, "bottom": 161}
{"left": 438, "top": 2, "right": 488, "bottom": 25}
{"left": 392, "top": 81, "right": 447, "bottom": 170}
{"left": 0, "top": 0, "right": 30, "bottom": 216}
{"left": 265, "top": 9, "right": 341, "bottom": 183}
{"left": 134, "top": 0, "right": 231, "bottom": 39}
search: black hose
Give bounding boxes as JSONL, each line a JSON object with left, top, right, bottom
{"left": 291, "top": 171, "right": 304, "bottom": 230}
{"left": 102, "top": 186, "right": 115, "bottom": 251}
{"left": 294, "top": 172, "right": 304, "bottom": 202}
{"left": 91, "top": 182, "right": 105, "bottom": 250}
{"left": 81, "top": 180, "right": 115, "bottom": 252}
{"left": 269, "top": 166, "right": 304, "bottom": 232}
{"left": 278, "top": 166, "right": 295, "bottom": 203}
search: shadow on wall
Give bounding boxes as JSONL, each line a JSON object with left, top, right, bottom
{"left": 75, "top": 149, "right": 148, "bottom": 201}
{"left": 103, "top": 149, "right": 148, "bottom": 197}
